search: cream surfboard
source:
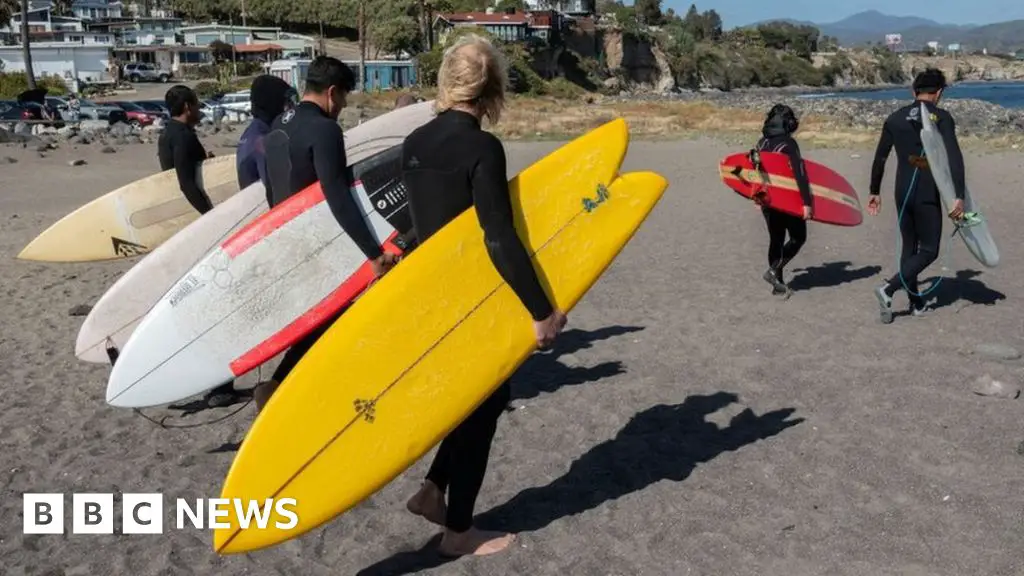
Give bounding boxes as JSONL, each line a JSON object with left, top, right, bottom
{"left": 17, "top": 154, "right": 240, "bottom": 262}
{"left": 918, "top": 102, "right": 999, "bottom": 267}
{"left": 75, "top": 101, "right": 436, "bottom": 365}
{"left": 213, "top": 121, "right": 668, "bottom": 554}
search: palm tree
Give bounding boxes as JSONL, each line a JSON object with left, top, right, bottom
{"left": 20, "top": 0, "right": 36, "bottom": 89}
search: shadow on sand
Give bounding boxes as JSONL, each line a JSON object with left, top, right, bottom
{"left": 787, "top": 261, "right": 882, "bottom": 292}
{"left": 509, "top": 325, "right": 644, "bottom": 402}
{"left": 357, "top": 392, "right": 803, "bottom": 575}
{"left": 892, "top": 269, "right": 1006, "bottom": 319}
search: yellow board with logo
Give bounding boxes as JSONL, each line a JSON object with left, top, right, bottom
{"left": 213, "top": 119, "right": 668, "bottom": 554}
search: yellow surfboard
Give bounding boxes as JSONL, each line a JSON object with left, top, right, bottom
{"left": 214, "top": 120, "right": 667, "bottom": 554}
{"left": 17, "top": 154, "right": 239, "bottom": 262}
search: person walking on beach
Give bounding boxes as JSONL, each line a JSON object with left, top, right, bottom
{"left": 401, "top": 34, "right": 567, "bottom": 557}
{"left": 251, "top": 56, "right": 399, "bottom": 412}
{"left": 755, "top": 103, "right": 813, "bottom": 298}
{"left": 868, "top": 68, "right": 966, "bottom": 324}
{"left": 159, "top": 85, "right": 236, "bottom": 407}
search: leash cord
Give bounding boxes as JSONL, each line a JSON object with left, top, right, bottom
{"left": 895, "top": 148, "right": 955, "bottom": 298}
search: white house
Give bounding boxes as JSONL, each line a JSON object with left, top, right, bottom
{"left": 523, "top": 0, "right": 594, "bottom": 14}
{"left": 26, "top": 0, "right": 123, "bottom": 21}
{"left": 90, "top": 16, "right": 183, "bottom": 46}
{"left": 177, "top": 24, "right": 314, "bottom": 56}
{"left": 3, "top": 7, "right": 114, "bottom": 45}
{"left": 0, "top": 41, "right": 113, "bottom": 88}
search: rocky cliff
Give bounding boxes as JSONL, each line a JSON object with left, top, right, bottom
{"left": 898, "top": 54, "right": 1024, "bottom": 82}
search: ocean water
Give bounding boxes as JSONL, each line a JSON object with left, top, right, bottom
{"left": 802, "top": 81, "right": 1024, "bottom": 108}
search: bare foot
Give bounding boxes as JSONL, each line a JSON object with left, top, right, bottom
{"left": 406, "top": 481, "right": 446, "bottom": 525}
{"left": 439, "top": 527, "right": 516, "bottom": 557}
{"left": 252, "top": 380, "right": 280, "bottom": 413}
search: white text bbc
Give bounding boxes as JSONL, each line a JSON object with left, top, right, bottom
{"left": 23, "top": 493, "right": 299, "bottom": 534}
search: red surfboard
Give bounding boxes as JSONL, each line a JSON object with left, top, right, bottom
{"left": 719, "top": 150, "right": 863, "bottom": 226}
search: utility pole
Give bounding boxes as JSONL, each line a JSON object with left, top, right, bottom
{"left": 358, "top": 0, "right": 366, "bottom": 92}
{"left": 20, "top": 0, "right": 36, "bottom": 89}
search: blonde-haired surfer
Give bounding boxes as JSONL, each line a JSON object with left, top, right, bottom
{"left": 400, "top": 33, "right": 567, "bottom": 557}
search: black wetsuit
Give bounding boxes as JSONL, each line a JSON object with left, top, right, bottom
{"left": 158, "top": 119, "right": 212, "bottom": 214}
{"left": 756, "top": 116, "right": 812, "bottom": 281}
{"left": 870, "top": 100, "right": 965, "bottom": 304}
{"left": 263, "top": 100, "right": 384, "bottom": 384}
{"left": 401, "top": 109, "right": 554, "bottom": 533}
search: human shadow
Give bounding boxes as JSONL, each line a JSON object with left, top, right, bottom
{"left": 926, "top": 270, "right": 1006, "bottom": 310}
{"left": 357, "top": 392, "right": 802, "bottom": 575}
{"left": 510, "top": 325, "right": 644, "bottom": 402}
{"left": 787, "top": 261, "right": 882, "bottom": 292}
{"left": 474, "top": 392, "right": 803, "bottom": 534}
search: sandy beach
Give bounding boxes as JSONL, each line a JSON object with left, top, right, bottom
{"left": 1, "top": 123, "right": 1022, "bottom": 576}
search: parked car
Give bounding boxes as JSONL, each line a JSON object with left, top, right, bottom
{"left": 122, "top": 63, "right": 172, "bottom": 83}
{"left": 0, "top": 100, "right": 32, "bottom": 122}
{"left": 67, "top": 98, "right": 126, "bottom": 122}
{"left": 134, "top": 100, "right": 170, "bottom": 120}
{"left": 217, "top": 90, "right": 251, "bottom": 115}
{"left": 108, "top": 101, "right": 159, "bottom": 127}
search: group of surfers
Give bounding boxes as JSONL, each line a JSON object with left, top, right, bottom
{"left": 152, "top": 33, "right": 967, "bottom": 558}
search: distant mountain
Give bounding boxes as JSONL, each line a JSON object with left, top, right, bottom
{"left": 749, "top": 11, "right": 1024, "bottom": 52}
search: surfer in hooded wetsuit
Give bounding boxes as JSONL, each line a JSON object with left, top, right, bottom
{"left": 401, "top": 35, "right": 567, "bottom": 558}
{"left": 249, "top": 56, "right": 399, "bottom": 412}
{"left": 236, "top": 75, "right": 296, "bottom": 191}
{"left": 868, "top": 68, "right": 966, "bottom": 324}
{"left": 158, "top": 85, "right": 214, "bottom": 215}
{"left": 755, "top": 104, "right": 813, "bottom": 297}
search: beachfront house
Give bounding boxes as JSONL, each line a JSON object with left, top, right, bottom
{"left": 178, "top": 24, "right": 314, "bottom": 58}
{"left": 1, "top": 7, "right": 114, "bottom": 45}
{"left": 433, "top": 8, "right": 564, "bottom": 45}
{"left": 0, "top": 41, "right": 114, "bottom": 90}
{"left": 523, "top": 0, "right": 595, "bottom": 16}
{"left": 269, "top": 58, "right": 417, "bottom": 93}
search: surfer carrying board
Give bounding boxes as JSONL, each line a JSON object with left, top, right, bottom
{"left": 401, "top": 34, "right": 568, "bottom": 557}
{"left": 868, "top": 68, "right": 966, "bottom": 324}
{"left": 251, "top": 56, "right": 400, "bottom": 411}
{"left": 160, "top": 85, "right": 235, "bottom": 407}
{"left": 756, "top": 104, "right": 813, "bottom": 297}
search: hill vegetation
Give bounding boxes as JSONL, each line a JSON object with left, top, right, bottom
{"left": 163, "top": 0, "right": 910, "bottom": 93}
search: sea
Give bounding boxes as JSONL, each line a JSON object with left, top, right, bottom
{"left": 800, "top": 81, "right": 1024, "bottom": 109}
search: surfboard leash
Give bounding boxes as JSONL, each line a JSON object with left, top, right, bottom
{"left": 895, "top": 148, "right": 953, "bottom": 299}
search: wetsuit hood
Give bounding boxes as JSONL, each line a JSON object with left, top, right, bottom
{"left": 250, "top": 75, "right": 294, "bottom": 125}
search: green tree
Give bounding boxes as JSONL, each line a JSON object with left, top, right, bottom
{"left": 634, "top": 0, "right": 661, "bottom": 25}
{"left": 495, "top": 0, "right": 527, "bottom": 10}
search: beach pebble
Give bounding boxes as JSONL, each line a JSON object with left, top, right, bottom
{"left": 4, "top": 156, "right": 16, "bottom": 163}
{"left": 974, "top": 343, "right": 1021, "bottom": 360}
{"left": 68, "top": 304, "right": 92, "bottom": 317}
{"left": 101, "top": 146, "right": 116, "bottom": 154}
{"left": 68, "top": 159, "right": 86, "bottom": 167}
{"left": 970, "top": 374, "right": 1020, "bottom": 399}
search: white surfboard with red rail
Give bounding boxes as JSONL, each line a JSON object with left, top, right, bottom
{"left": 76, "top": 100, "right": 436, "bottom": 365}
{"left": 105, "top": 145, "right": 410, "bottom": 408}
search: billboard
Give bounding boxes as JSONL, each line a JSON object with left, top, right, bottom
{"left": 885, "top": 34, "right": 902, "bottom": 45}
{"left": 948, "top": 43, "right": 961, "bottom": 51}
{"left": 927, "top": 41, "right": 939, "bottom": 50}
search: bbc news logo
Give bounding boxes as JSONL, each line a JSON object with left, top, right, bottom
{"left": 23, "top": 493, "right": 298, "bottom": 534}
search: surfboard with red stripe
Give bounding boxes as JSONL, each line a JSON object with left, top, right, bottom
{"left": 105, "top": 145, "right": 411, "bottom": 408}
{"left": 719, "top": 151, "right": 863, "bottom": 226}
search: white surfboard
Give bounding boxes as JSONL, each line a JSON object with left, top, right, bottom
{"left": 106, "top": 145, "right": 410, "bottom": 408}
{"left": 919, "top": 102, "right": 999, "bottom": 267}
{"left": 76, "top": 101, "right": 436, "bottom": 365}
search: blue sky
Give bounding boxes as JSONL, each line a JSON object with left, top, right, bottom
{"left": 659, "top": 0, "right": 1024, "bottom": 28}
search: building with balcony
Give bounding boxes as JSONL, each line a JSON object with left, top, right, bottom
{"left": 2, "top": 7, "right": 114, "bottom": 45}
{"left": 434, "top": 9, "right": 564, "bottom": 46}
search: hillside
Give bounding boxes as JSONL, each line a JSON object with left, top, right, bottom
{"left": 755, "top": 11, "right": 1024, "bottom": 52}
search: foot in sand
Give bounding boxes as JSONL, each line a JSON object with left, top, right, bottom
{"left": 406, "top": 481, "right": 447, "bottom": 526}
{"left": 439, "top": 527, "right": 516, "bottom": 557}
